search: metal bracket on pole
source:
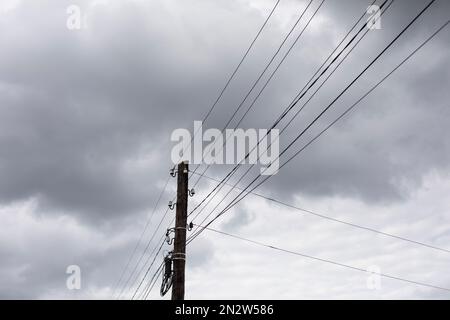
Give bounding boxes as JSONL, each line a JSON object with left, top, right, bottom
{"left": 168, "top": 201, "right": 176, "bottom": 210}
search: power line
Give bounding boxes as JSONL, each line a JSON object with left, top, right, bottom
{"left": 137, "top": 261, "right": 164, "bottom": 300}
{"left": 191, "top": 0, "right": 395, "bottom": 227}
{"left": 188, "top": 0, "right": 441, "bottom": 244}
{"left": 125, "top": 217, "right": 175, "bottom": 299}
{"left": 234, "top": 0, "right": 328, "bottom": 130}
{"left": 142, "top": 263, "right": 164, "bottom": 300}
{"left": 278, "top": 0, "right": 394, "bottom": 137}
{"left": 194, "top": 224, "right": 450, "bottom": 293}
{"left": 187, "top": 0, "right": 392, "bottom": 235}
{"left": 194, "top": 0, "right": 437, "bottom": 233}
{"left": 112, "top": 176, "right": 170, "bottom": 298}
{"left": 191, "top": 0, "right": 326, "bottom": 190}
{"left": 124, "top": 203, "right": 177, "bottom": 299}
{"left": 187, "top": 0, "right": 389, "bottom": 223}
{"left": 189, "top": 170, "right": 450, "bottom": 254}
{"left": 200, "top": 0, "right": 282, "bottom": 125}
{"left": 116, "top": 206, "right": 171, "bottom": 298}
{"left": 187, "top": 0, "right": 329, "bottom": 219}
{"left": 131, "top": 240, "right": 166, "bottom": 300}
{"left": 221, "top": 16, "right": 450, "bottom": 225}
{"left": 176, "top": 0, "right": 282, "bottom": 169}
{"left": 189, "top": 0, "right": 316, "bottom": 184}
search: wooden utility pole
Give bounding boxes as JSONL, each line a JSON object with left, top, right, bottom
{"left": 171, "top": 161, "right": 188, "bottom": 300}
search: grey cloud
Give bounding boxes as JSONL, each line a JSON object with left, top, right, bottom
{"left": 0, "top": 0, "right": 449, "bottom": 299}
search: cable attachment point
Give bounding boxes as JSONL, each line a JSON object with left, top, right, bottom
{"left": 188, "top": 188, "right": 195, "bottom": 197}
{"left": 169, "top": 167, "right": 177, "bottom": 177}
{"left": 188, "top": 222, "right": 194, "bottom": 231}
{"left": 168, "top": 201, "right": 176, "bottom": 210}
{"left": 165, "top": 228, "right": 175, "bottom": 245}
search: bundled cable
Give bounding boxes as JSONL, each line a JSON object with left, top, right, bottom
{"left": 160, "top": 253, "right": 173, "bottom": 297}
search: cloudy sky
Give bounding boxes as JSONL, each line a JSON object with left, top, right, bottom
{"left": 0, "top": 0, "right": 449, "bottom": 299}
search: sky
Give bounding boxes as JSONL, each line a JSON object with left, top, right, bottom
{"left": 0, "top": 0, "right": 449, "bottom": 299}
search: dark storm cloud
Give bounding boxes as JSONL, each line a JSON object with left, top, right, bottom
{"left": 1, "top": 0, "right": 448, "bottom": 219}
{"left": 0, "top": 0, "right": 449, "bottom": 299}
{"left": 0, "top": 0, "right": 265, "bottom": 219}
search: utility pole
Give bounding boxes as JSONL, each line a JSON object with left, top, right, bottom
{"left": 171, "top": 161, "right": 188, "bottom": 300}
